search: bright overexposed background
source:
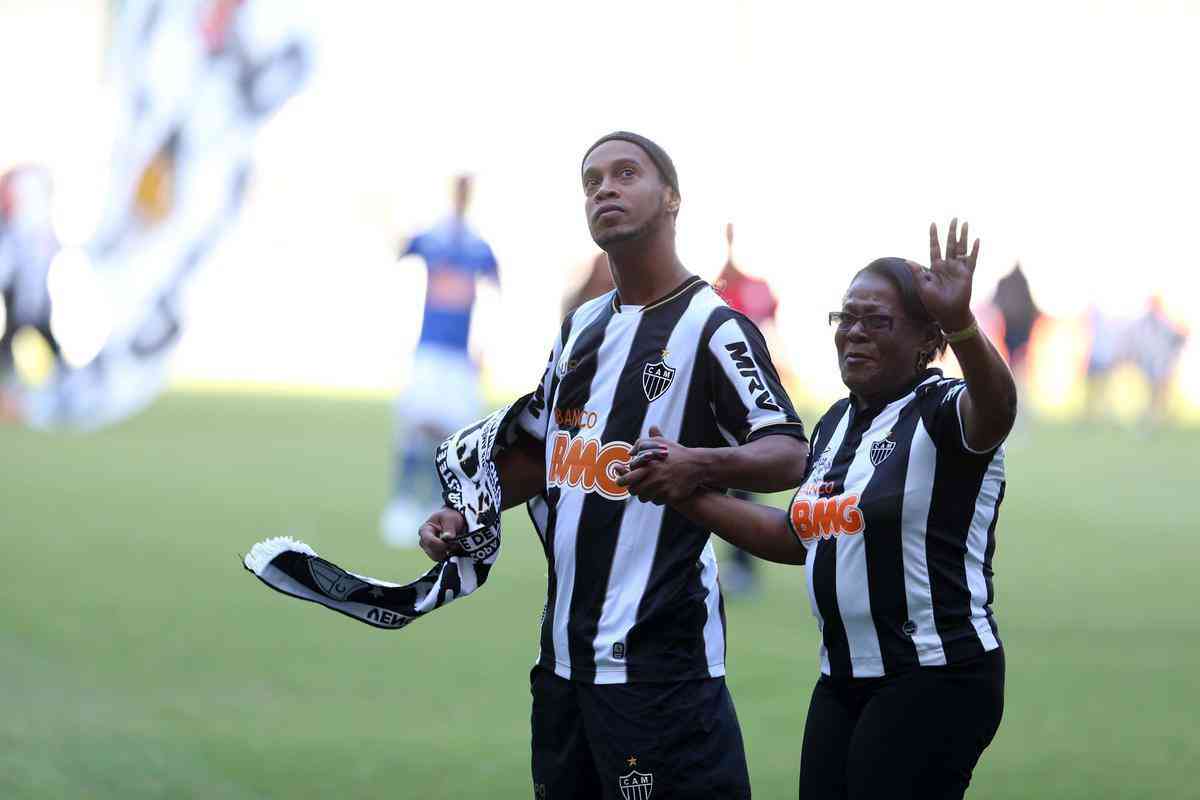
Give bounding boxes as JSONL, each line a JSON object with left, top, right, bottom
{"left": 2, "top": 0, "right": 1197, "bottom": 415}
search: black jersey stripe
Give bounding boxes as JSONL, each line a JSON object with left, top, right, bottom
{"left": 553, "top": 302, "right": 616, "bottom": 415}
{"left": 924, "top": 426, "right": 993, "bottom": 664}
{"left": 860, "top": 400, "right": 923, "bottom": 673}
{"left": 624, "top": 305, "right": 731, "bottom": 680}
{"left": 566, "top": 288, "right": 700, "bottom": 679}
{"left": 535, "top": 487, "right": 562, "bottom": 670}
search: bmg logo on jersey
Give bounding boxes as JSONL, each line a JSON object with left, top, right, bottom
{"left": 790, "top": 494, "right": 865, "bottom": 541}
{"left": 548, "top": 431, "right": 633, "bottom": 500}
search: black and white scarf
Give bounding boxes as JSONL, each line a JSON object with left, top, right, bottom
{"left": 242, "top": 397, "right": 527, "bottom": 629}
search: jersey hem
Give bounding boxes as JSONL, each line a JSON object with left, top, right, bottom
{"left": 541, "top": 656, "right": 726, "bottom": 684}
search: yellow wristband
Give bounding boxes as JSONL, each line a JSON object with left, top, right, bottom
{"left": 944, "top": 320, "right": 980, "bottom": 344}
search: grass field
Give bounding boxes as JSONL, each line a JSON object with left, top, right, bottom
{"left": 1, "top": 391, "right": 1197, "bottom": 799}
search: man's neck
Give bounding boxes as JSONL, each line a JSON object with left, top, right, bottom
{"left": 606, "top": 229, "right": 690, "bottom": 306}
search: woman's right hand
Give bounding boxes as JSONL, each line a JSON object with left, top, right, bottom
{"left": 418, "top": 507, "right": 467, "bottom": 562}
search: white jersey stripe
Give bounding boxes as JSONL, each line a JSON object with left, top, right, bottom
{"left": 591, "top": 290, "right": 718, "bottom": 681}
{"left": 901, "top": 420, "right": 949, "bottom": 666}
{"left": 803, "top": 405, "right": 852, "bottom": 676}
{"left": 965, "top": 447, "right": 1005, "bottom": 652}
{"left": 698, "top": 539, "right": 726, "bottom": 677}
{"left": 549, "top": 311, "right": 640, "bottom": 679}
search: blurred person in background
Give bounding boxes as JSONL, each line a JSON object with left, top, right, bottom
{"left": 0, "top": 166, "right": 61, "bottom": 382}
{"left": 713, "top": 222, "right": 781, "bottom": 598}
{"left": 1085, "top": 297, "right": 1187, "bottom": 426}
{"left": 381, "top": 174, "right": 499, "bottom": 547}
{"left": 621, "top": 220, "right": 1014, "bottom": 800}
{"left": 990, "top": 262, "right": 1039, "bottom": 385}
{"left": 562, "top": 251, "right": 615, "bottom": 318}
{"left": 1128, "top": 295, "right": 1188, "bottom": 425}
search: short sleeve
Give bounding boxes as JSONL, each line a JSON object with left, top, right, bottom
{"left": 704, "top": 312, "right": 806, "bottom": 446}
{"left": 922, "top": 379, "right": 999, "bottom": 456}
{"left": 400, "top": 233, "right": 424, "bottom": 260}
{"left": 476, "top": 242, "right": 499, "bottom": 282}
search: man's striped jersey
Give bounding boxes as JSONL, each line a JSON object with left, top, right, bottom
{"left": 514, "top": 276, "right": 806, "bottom": 684}
{"left": 790, "top": 369, "right": 1005, "bottom": 679}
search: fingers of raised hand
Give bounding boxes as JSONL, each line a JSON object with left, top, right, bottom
{"left": 929, "top": 222, "right": 942, "bottom": 263}
{"left": 946, "top": 217, "right": 960, "bottom": 259}
{"left": 967, "top": 237, "right": 980, "bottom": 270}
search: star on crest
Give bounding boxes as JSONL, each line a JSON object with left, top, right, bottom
{"left": 660, "top": 348, "right": 670, "bottom": 361}
{"left": 626, "top": 756, "right": 638, "bottom": 767}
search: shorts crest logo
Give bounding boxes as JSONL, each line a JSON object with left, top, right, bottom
{"left": 642, "top": 355, "right": 676, "bottom": 402}
{"left": 870, "top": 432, "right": 896, "bottom": 467}
{"left": 618, "top": 769, "right": 654, "bottom": 800}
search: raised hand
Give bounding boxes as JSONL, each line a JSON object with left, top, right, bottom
{"left": 909, "top": 218, "right": 979, "bottom": 332}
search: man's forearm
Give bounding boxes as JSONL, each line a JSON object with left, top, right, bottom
{"left": 694, "top": 433, "right": 808, "bottom": 493}
{"left": 496, "top": 433, "right": 546, "bottom": 510}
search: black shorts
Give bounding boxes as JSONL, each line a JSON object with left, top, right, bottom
{"left": 530, "top": 666, "right": 751, "bottom": 800}
{"left": 798, "top": 648, "right": 1004, "bottom": 800}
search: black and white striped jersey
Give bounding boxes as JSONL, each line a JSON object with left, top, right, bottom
{"left": 514, "top": 275, "right": 806, "bottom": 684}
{"left": 790, "top": 369, "right": 1005, "bottom": 679}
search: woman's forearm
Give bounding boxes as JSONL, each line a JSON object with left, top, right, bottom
{"left": 674, "top": 490, "right": 806, "bottom": 565}
{"left": 948, "top": 316, "right": 1018, "bottom": 451}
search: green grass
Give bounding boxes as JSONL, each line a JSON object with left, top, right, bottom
{"left": 1, "top": 393, "right": 1197, "bottom": 799}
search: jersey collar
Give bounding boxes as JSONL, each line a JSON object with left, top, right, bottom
{"left": 610, "top": 275, "right": 706, "bottom": 314}
{"left": 850, "top": 368, "right": 944, "bottom": 413}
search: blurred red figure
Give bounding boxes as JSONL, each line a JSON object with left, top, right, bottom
{"left": 712, "top": 222, "right": 781, "bottom": 597}
{"left": 715, "top": 224, "right": 778, "bottom": 328}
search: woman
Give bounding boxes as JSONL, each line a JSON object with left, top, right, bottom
{"left": 616, "top": 219, "right": 1016, "bottom": 799}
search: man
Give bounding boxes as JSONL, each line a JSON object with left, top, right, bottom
{"left": 419, "top": 132, "right": 808, "bottom": 799}
{"left": 382, "top": 174, "right": 499, "bottom": 547}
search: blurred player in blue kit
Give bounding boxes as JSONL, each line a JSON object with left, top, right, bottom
{"left": 381, "top": 174, "right": 499, "bottom": 547}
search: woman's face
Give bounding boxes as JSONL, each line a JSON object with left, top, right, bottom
{"left": 835, "top": 271, "right": 934, "bottom": 403}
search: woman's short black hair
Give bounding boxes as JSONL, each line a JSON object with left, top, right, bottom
{"left": 856, "top": 257, "right": 948, "bottom": 367}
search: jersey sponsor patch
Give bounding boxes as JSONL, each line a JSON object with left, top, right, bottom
{"left": 723, "top": 341, "right": 781, "bottom": 411}
{"left": 547, "top": 431, "right": 632, "bottom": 500}
{"left": 789, "top": 493, "right": 865, "bottom": 541}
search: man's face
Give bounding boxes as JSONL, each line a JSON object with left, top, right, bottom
{"left": 581, "top": 140, "right": 675, "bottom": 248}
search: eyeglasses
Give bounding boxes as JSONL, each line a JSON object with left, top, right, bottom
{"left": 828, "top": 311, "right": 894, "bottom": 332}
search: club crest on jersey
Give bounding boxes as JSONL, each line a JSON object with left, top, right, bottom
{"left": 619, "top": 770, "right": 654, "bottom": 800}
{"left": 870, "top": 432, "right": 896, "bottom": 467}
{"left": 642, "top": 357, "right": 676, "bottom": 402}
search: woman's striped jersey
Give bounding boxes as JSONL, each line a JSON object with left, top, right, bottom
{"left": 790, "top": 369, "right": 1005, "bottom": 679}
{"left": 514, "top": 276, "right": 806, "bottom": 684}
